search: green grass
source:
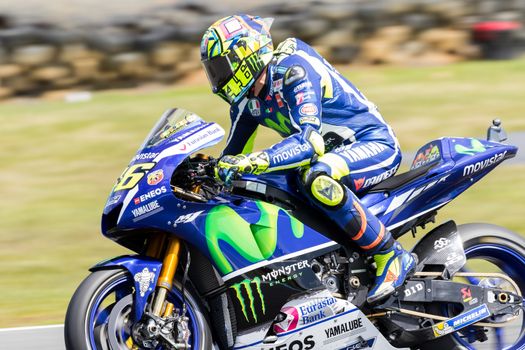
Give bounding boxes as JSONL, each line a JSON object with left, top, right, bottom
{"left": 1, "top": 58, "right": 525, "bottom": 327}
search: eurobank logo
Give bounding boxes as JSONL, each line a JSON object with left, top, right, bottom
{"left": 230, "top": 277, "right": 266, "bottom": 322}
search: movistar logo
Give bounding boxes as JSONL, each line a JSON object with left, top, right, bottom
{"left": 230, "top": 277, "right": 266, "bottom": 322}
{"left": 265, "top": 111, "right": 292, "bottom": 135}
{"left": 455, "top": 139, "right": 486, "bottom": 156}
{"left": 205, "top": 201, "right": 304, "bottom": 275}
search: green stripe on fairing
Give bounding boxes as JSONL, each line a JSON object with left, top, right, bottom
{"left": 455, "top": 138, "right": 486, "bottom": 156}
{"left": 205, "top": 201, "right": 304, "bottom": 274}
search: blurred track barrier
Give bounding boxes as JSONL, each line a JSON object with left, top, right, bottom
{"left": 0, "top": 0, "right": 524, "bottom": 99}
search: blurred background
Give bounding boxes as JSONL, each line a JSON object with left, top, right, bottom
{"left": 0, "top": 0, "right": 525, "bottom": 97}
{"left": 1, "top": 0, "right": 524, "bottom": 330}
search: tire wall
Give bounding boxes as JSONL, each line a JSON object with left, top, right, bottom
{"left": 0, "top": 0, "right": 524, "bottom": 99}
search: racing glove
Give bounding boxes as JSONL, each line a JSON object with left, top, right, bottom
{"left": 216, "top": 152, "right": 270, "bottom": 184}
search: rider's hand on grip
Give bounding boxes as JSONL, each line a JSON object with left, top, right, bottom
{"left": 215, "top": 155, "right": 246, "bottom": 185}
{"left": 215, "top": 152, "right": 270, "bottom": 185}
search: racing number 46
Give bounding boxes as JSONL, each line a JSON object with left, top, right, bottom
{"left": 114, "top": 163, "right": 156, "bottom": 191}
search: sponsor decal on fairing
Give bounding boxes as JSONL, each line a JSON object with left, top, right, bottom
{"left": 267, "top": 336, "right": 315, "bottom": 350}
{"left": 133, "top": 186, "right": 167, "bottom": 204}
{"left": 411, "top": 143, "right": 441, "bottom": 169}
{"left": 273, "top": 306, "right": 299, "bottom": 333}
{"left": 403, "top": 282, "right": 424, "bottom": 298}
{"left": 178, "top": 125, "right": 223, "bottom": 152}
{"left": 230, "top": 277, "right": 265, "bottom": 323}
{"left": 171, "top": 210, "right": 204, "bottom": 225}
{"left": 462, "top": 151, "right": 507, "bottom": 177}
{"left": 147, "top": 169, "right": 164, "bottom": 185}
{"left": 134, "top": 267, "right": 156, "bottom": 297}
{"left": 261, "top": 260, "right": 311, "bottom": 286}
{"left": 131, "top": 200, "right": 163, "bottom": 221}
{"left": 133, "top": 152, "right": 159, "bottom": 161}
{"left": 432, "top": 304, "right": 490, "bottom": 337}
{"left": 298, "top": 296, "right": 337, "bottom": 325}
{"left": 324, "top": 317, "right": 365, "bottom": 343}
{"left": 106, "top": 194, "right": 121, "bottom": 207}
{"left": 337, "top": 337, "right": 376, "bottom": 350}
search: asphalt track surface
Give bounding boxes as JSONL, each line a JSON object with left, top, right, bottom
{"left": 2, "top": 133, "right": 524, "bottom": 349}
{"left": 0, "top": 325, "right": 65, "bottom": 350}
{"left": 0, "top": 324, "right": 518, "bottom": 349}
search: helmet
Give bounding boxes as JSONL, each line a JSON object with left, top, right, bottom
{"left": 200, "top": 15, "right": 274, "bottom": 104}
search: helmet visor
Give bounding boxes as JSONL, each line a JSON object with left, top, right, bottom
{"left": 202, "top": 52, "right": 240, "bottom": 93}
{"left": 203, "top": 49, "right": 263, "bottom": 104}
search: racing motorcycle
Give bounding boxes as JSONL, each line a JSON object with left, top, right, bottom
{"left": 65, "top": 108, "right": 525, "bottom": 350}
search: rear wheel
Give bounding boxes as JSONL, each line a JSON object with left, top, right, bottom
{"left": 64, "top": 269, "right": 212, "bottom": 350}
{"left": 421, "top": 223, "right": 525, "bottom": 350}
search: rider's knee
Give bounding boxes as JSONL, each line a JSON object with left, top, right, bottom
{"left": 302, "top": 168, "right": 347, "bottom": 209}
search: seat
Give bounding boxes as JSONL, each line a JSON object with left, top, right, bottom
{"left": 367, "top": 163, "right": 437, "bottom": 193}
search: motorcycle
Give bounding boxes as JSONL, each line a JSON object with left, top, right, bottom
{"left": 65, "top": 108, "right": 525, "bottom": 350}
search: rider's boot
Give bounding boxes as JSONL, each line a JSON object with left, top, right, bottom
{"left": 367, "top": 240, "right": 417, "bottom": 304}
{"left": 328, "top": 187, "right": 417, "bottom": 304}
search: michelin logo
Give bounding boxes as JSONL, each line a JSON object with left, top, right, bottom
{"left": 432, "top": 304, "right": 490, "bottom": 338}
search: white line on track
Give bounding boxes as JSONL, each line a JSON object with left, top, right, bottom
{"left": 0, "top": 324, "right": 63, "bottom": 332}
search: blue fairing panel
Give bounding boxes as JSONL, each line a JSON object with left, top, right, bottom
{"left": 91, "top": 255, "right": 163, "bottom": 321}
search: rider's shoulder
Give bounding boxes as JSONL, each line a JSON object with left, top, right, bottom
{"left": 274, "top": 37, "right": 298, "bottom": 57}
{"left": 272, "top": 41, "right": 310, "bottom": 79}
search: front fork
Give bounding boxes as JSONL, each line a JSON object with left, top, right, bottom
{"left": 146, "top": 233, "right": 181, "bottom": 317}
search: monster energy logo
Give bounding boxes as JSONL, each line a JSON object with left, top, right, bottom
{"left": 230, "top": 277, "right": 266, "bottom": 322}
{"left": 245, "top": 53, "right": 263, "bottom": 72}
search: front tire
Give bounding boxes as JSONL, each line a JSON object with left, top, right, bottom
{"left": 64, "top": 269, "right": 212, "bottom": 350}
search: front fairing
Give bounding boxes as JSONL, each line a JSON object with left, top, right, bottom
{"left": 101, "top": 108, "right": 334, "bottom": 280}
{"left": 102, "top": 108, "right": 225, "bottom": 232}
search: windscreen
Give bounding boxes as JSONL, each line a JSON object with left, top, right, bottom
{"left": 142, "top": 108, "right": 203, "bottom": 148}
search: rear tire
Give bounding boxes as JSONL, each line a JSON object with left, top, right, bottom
{"left": 419, "top": 223, "right": 525, "bottom": 350}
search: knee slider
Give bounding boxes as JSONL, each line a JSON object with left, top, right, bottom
{"left": 304, "top": 171, "right": 346, "bottom": 209}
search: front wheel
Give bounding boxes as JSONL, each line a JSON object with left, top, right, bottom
{"left": 64, "top": 269, "right": 212, "bottom": 350}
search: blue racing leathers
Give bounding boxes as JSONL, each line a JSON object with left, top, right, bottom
{"left": 222, "top": 38, "right": 403, "bottom": 255}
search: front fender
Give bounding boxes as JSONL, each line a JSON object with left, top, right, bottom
{"left": 91, "top": 255, "right": 162, "bottom": 321}
{"left": 412, "top": 220, "right": 466, "bottom": 276}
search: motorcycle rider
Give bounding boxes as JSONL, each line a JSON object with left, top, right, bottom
{"left": 200, "top": 14, "right": 416, "bottom": 304}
